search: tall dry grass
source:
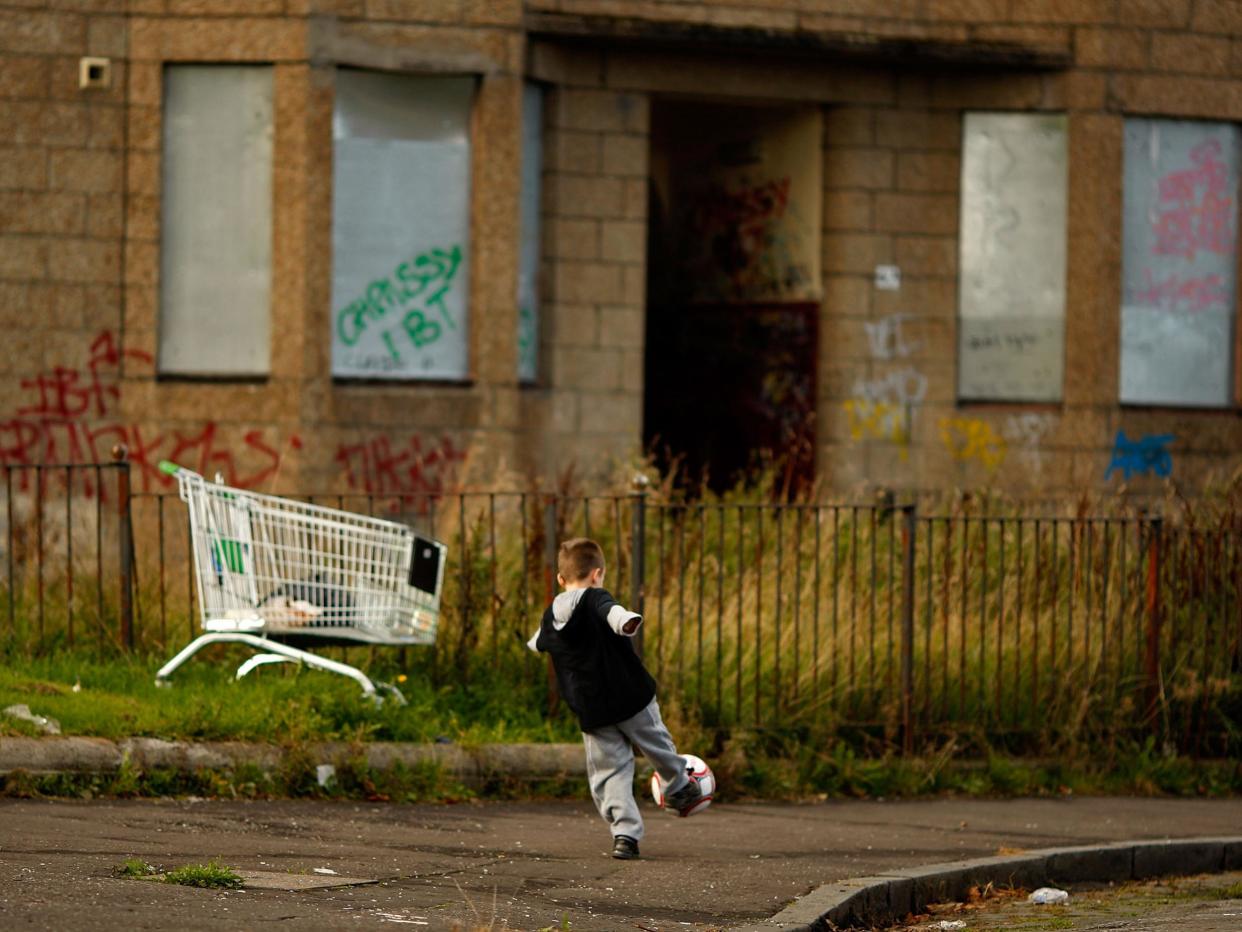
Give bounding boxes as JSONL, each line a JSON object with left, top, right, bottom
{"left": 2, "top": 465, "right": 1239, "bottom": 754}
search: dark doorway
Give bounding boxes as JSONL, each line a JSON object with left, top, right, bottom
{"left": 643, "top": 100, "right": 822, "bottom": 493}
{"left": 644, "top": 303, "right": 817, "bottom": 492}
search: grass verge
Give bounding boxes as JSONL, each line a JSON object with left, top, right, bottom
{"left": 0, "top": 651, "right": 575, "bottom": 744}
{"left": 2, "top": 654, "right": 1239, "bottom": 804}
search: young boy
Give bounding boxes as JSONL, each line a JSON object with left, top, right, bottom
{"left": 527, "top": 537, "right": 701, "bottom": 859}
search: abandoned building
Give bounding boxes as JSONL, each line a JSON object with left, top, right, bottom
{"left": 2, "top": 0, "right": 1242, "bottom": 499}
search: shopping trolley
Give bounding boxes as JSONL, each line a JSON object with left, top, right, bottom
{"left": 154, "top": 462, "right": 447, "bottom": 705}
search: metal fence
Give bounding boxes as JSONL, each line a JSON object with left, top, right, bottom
{"left": 2, "top": 459, "right": 1239, "bottom": 753}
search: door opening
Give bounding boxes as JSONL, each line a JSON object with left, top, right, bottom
{"left": 643, "top": 99, "right": 822, "bottom": 493}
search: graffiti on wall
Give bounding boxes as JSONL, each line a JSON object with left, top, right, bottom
{"left": 658, "top": 104, "right": 822, "bottom": 306}
{"left": 863, "top": 313, "right": 921, "bottom": 361}
{"left": 1002, "top": 412, "right": 1056, "bottom": 474}
{"left": 335, "top": 433, "right": 466, "bottom": 498}
{"left": 517, "top": 304, "right": 537, "bottom": 382}
{"left": 940, "top": 417, "right": 1007, "bottom": 472}
{"left": 1121, "top": 121, "right": 1239, "bottom": 406}
{"left": 842, "top": 314, "right": 925, "bottom": 460}
{"left": 1130, "top": 269, "right": 1229, "bottom": 314}
{"left": 1129, "top": 137, "right": 1234, "bottom": 317}
{"left": 335, "top": 244, "right": 463, "bottom": 370}
{"left": 685, "top": 176, "right": 811, "bottom": 300}
{"left": 0, "top": 332, "right": 471, "bottom": 500}
{"left": 1151, "top": 139, "right": 1234, "bottom": 262}
{"left": 0, "top": 331, "right": 302, "bottom": 496}
{"left": 843, "top": 400, "right": 908, "bottom": 449}
{"left": 1105, "top": 431, "right": 1175, "bottom": 481}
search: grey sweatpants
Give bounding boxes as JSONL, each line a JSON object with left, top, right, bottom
{"left": 582, "top": 697, "right": 690, "bottom": 842}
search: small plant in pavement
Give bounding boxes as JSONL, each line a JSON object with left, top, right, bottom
{"left": 161, "top": 860, "right": 243, "bottom": 889}
{"left": 116, "top": 857, "right": 156, "bottom": 878}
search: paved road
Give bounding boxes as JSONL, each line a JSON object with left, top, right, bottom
{"left": 1, "top": 796, "right": 1240, "bottom": 930}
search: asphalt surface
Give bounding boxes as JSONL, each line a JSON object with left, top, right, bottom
{"left": 1, "top": 796, "right": 1240, "bottom": 930}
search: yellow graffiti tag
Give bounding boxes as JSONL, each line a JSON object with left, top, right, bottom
{"left": 939, "top": 417, "right": 1006, "bottom": 471}
{"left": 843, "top": 400, "right": 910, "bottom": 459}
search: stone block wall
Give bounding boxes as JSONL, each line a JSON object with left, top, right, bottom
{"left": 3, "top": 0, "right": 1242, "bottom": 500}
{"left": 528, "top": 53, "right": 650, "bottom": 478}
{"left": 0, "top": 0, "right": 530, "bottom": 501}
{"left": 526, "top": 0, "right": 1242, "bottom": 497}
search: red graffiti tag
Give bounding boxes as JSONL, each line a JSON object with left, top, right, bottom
{"left": 690, "top": 177, "right": 791, "bottom": 233}
{"left": 1, "top": 331, "right": 302, "bottom": 498}
{"left": 335, "top": 434, "right": 466, "bottom": 504}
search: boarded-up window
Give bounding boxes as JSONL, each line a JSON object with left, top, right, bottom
{"left": 159, "top": 65, "right": 273, "bottom": 376}
{"left": 517, "top": 82, "right": 542, "bottom": 384}
{"left": 1121, "top": 119, "right": 1240, "bottom": 407}
{"left": 331, "top": 70, "right": 473, "bottom": 380}
{"left": 958, "top": 113, "right": 1067, "bottom": 402}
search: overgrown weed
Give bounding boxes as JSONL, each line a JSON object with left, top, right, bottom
{"left": 162, "top": 860, "right": 242, "bottom": 889}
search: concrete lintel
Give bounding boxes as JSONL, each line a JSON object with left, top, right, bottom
{"left": 308, "top": 16, "right": 505, "bottom": 76}
{"left": 524, "top": 12, "right": 1070, "bottom": 72}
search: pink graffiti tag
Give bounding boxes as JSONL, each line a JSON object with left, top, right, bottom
{"left": 1132, "top": 268, "right": 1229, "bottom": 313}
{"left": 1152, "top": 140, "right": 1236, "bottom": 261}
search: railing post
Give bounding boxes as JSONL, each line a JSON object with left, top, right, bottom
{"left": 543, "top": 495, "right": 559, "bottom": 716}
{"left": 1144, "top": 516, "right": 1164, "bottom": 737}
{"left": 900, "top": 503, "right": 917, "bottom": 757}
{"left": 113, "top": 445, "right": 134, "bottom": 651}
{"left": 630, "top": 475, "right": 648, "bottom": 659}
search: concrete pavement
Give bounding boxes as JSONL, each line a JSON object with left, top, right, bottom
{"left": 2, "top": 796, "right": 1241, "bottom": 930}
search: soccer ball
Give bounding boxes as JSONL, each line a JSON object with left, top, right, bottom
{"left": 650, "top": 754, "right": 715, "bottom": 817}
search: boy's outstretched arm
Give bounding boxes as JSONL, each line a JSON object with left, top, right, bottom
{"left": 595, "top": 590, "right": 642, "bottom": 636}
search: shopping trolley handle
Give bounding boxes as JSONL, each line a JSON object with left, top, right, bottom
{"left": 159, "top": 460, "right": 204, "bottom": 501}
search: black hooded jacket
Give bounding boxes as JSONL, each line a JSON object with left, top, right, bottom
{"left": 534, "top": 587, "right": 656, "bottom": 731}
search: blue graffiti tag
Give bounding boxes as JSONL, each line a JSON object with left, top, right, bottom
{"left": 1104, "top": 431, "right": 1175, "bottom": 481}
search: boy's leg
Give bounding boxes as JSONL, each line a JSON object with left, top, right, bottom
{"left": 616, "top": 698, "right": 692, "bottom": 797}
{"left": 581, "top": 725, "right": 644, "bottom": 843}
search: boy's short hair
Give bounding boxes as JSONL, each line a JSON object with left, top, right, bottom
{"left": 558, "top": 538, "right": 605, "bottom": 581}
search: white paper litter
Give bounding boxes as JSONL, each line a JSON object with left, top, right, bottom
{"left": 3, "top": 703, "right": 60, "bottom": 735}
{"left": 1028, "top": 887, "right": 1070, "bottom": 905}
{"left": 316, "top": 764, "right": 336, "bottom": 787}
{"left": 313, "top": 868, "right": 337, "bottom": 875}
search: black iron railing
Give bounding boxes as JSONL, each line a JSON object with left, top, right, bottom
{"left": 2, "top": 457, "right": 1238, "bottom": 753}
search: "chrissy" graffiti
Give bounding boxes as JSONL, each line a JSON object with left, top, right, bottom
{"left": 335, "top": 245, "right": 463, "bottom": 364}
